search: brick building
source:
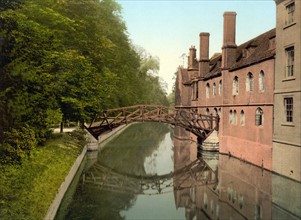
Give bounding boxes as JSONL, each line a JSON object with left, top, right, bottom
{"left": 175, "top": 0, "right": 300, "bottom": 181}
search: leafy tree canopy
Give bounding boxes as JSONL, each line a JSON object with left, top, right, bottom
{"left": 0, "top": 0, "right": 169, "bottom": 163}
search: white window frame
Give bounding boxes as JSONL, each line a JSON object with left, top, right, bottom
{"left": 285, "top": 46, "right": 294, "bottom": 78}
{"left": 284, "top": 97, "right": 293, "bottom": 123}
{"left": 285, "top": 2, "right": 295, "bottom": 26}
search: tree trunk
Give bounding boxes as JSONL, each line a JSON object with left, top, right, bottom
{"left": 60, "top": 121, "right": 64, "bottom": 133}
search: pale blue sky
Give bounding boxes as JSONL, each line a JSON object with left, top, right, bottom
{"left": 117, "top": 0, "right": 276, "bottom": 93}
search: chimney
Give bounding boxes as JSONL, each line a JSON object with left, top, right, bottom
{"left": 199, "top": 32, "right": 210, "bottom": 78}
{"left": 188, "top": 46, "right": 197, "bottom": 69}
{"left": 222, "top": 12, "right": 237, "bottom": 69}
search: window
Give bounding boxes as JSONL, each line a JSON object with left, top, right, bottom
{"left": 219, "top": 80, "right": 222, "bottom": 95}
{"left": 240, "top": 110, "right": 245, "bottom": 126}
{"left": 214, "top": 108, "right": 218, "bottom": 117}
{"left": 233, "top": 76, "right": 239, "bottom": 95}
{"left": 206, "top": 108, "right": 210, "bottom": 115}
{"left": 206, "top": 83, "right": 210, "bottom": 98}
{"left": 255, "top": 108, "right": 263, "bottom": 126}
{"left": 286, "top": 2, "right": 295, "bottom": 25}
{"left": 229, "top": 110, "right": 233, "bottom": 124}
{"left": 286, "top": 46, "right": 294, "bottom": 77}
{"left": 246, "top": 72, "right": 254, "bottom": 92}
{"left": 192, "top": 82, "right": 198, "bottom": 100}
{"left": 213, "top": 83, "right": 216, "bottom": 96}
{"left": 233, "top": 110, "right": 237, "bottom": 125}
{"left": 259, "top": 71, "right": 264, "bottom": 92}
{"left": 284, "top": 97, "right": 293, "bottom": 122}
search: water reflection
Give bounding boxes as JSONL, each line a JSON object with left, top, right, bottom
{"left": 57, "top": 123, "right": 301, "bottom": 220}
{"left": 173, "top": 126, "right": 301, "bottom": 220}
{"left": 63, "top": 122, "right": 172, "bottom": 220}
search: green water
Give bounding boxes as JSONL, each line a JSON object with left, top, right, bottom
{"left": 56, "top": 123, "right": 301, "bottom": 220}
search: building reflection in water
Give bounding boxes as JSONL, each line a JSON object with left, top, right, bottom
{"left": 173, "top": 126, "right": 301, "bottom": 220}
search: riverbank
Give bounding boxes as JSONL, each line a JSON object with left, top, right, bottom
{"left": 0, "top": 130, "right": 86, "bottom": 220}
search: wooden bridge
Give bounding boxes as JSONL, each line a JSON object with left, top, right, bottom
{"left": 85, "top": 105, "right": 219, "bottom": 141}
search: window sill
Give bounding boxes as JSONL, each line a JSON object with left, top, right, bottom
{"left": 282, "top": 77, "right": 296, "bottom": 82}
{"left": 283, "top": 22, "right": 296, "bottom": 30}
{"left": 281, "top": 122, "right": 295, "bottom": 127}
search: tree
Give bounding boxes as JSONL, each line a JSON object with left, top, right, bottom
{"left": 0, "top": 0, "right": 169, "bottom": 162}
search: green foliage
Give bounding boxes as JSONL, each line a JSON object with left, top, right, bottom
{"left": 0, "top": 130, "right": 85, "bottom": 219}
{"left": 0, "top": 0, "right": 169, "bottom": 162}
{"left": 0, "top": 125, "right": 37, "bottom": 164}
{"left": 0, "top": 0, "right": 24, "bottom": 12}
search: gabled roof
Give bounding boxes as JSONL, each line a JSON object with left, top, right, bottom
{"left": 180, "top": 28, "right": 276, "bottom": 83}
{"left": 230, "top": 28, "right": 276, "bottom": 71}
{"left": 203, "top": 28, "right": 276, "bottom": 79}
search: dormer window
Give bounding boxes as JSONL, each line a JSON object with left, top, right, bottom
{"left": 242, "top": 49, "right": 248, "bottom": 58}
{"left": 242, "top": 45, "right": 256, "bottom": 58}
{"left": 285, "top": 2, "right": 295, "bottom": 26}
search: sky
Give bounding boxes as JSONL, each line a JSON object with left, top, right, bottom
{"left": 116, "top": 0, "right": 276, "bottom": 94}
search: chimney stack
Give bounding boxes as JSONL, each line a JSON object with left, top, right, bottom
{"left": 188, "top": 46, "right": 197, "bottom": 69}
{"left": 222, "top": 12, "right": 237, "bottom": 69}
{"left": 199, "top": 32, "right": 210, "bottom": 78}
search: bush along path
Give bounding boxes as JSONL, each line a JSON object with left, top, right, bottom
{"left": 0, "top": 129, "right": 87, "bottom": 220}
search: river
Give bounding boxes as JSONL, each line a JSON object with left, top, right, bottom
{"left": 56, "top": 122, "right": 301, "bottom": 220}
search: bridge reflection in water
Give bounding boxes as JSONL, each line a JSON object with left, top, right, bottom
{"left": 58, "top": 123, "right": 301, "bottom": 220}
{"left": 82, "top": 158, "right": 216, "bottom": 196}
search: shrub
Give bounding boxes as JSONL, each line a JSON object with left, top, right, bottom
{"left": 0, "top": 125, "right": 37, "bottom": 164}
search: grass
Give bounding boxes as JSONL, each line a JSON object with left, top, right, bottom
{"left": 0, "top": 129, "right": 86, "bottom": 220}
